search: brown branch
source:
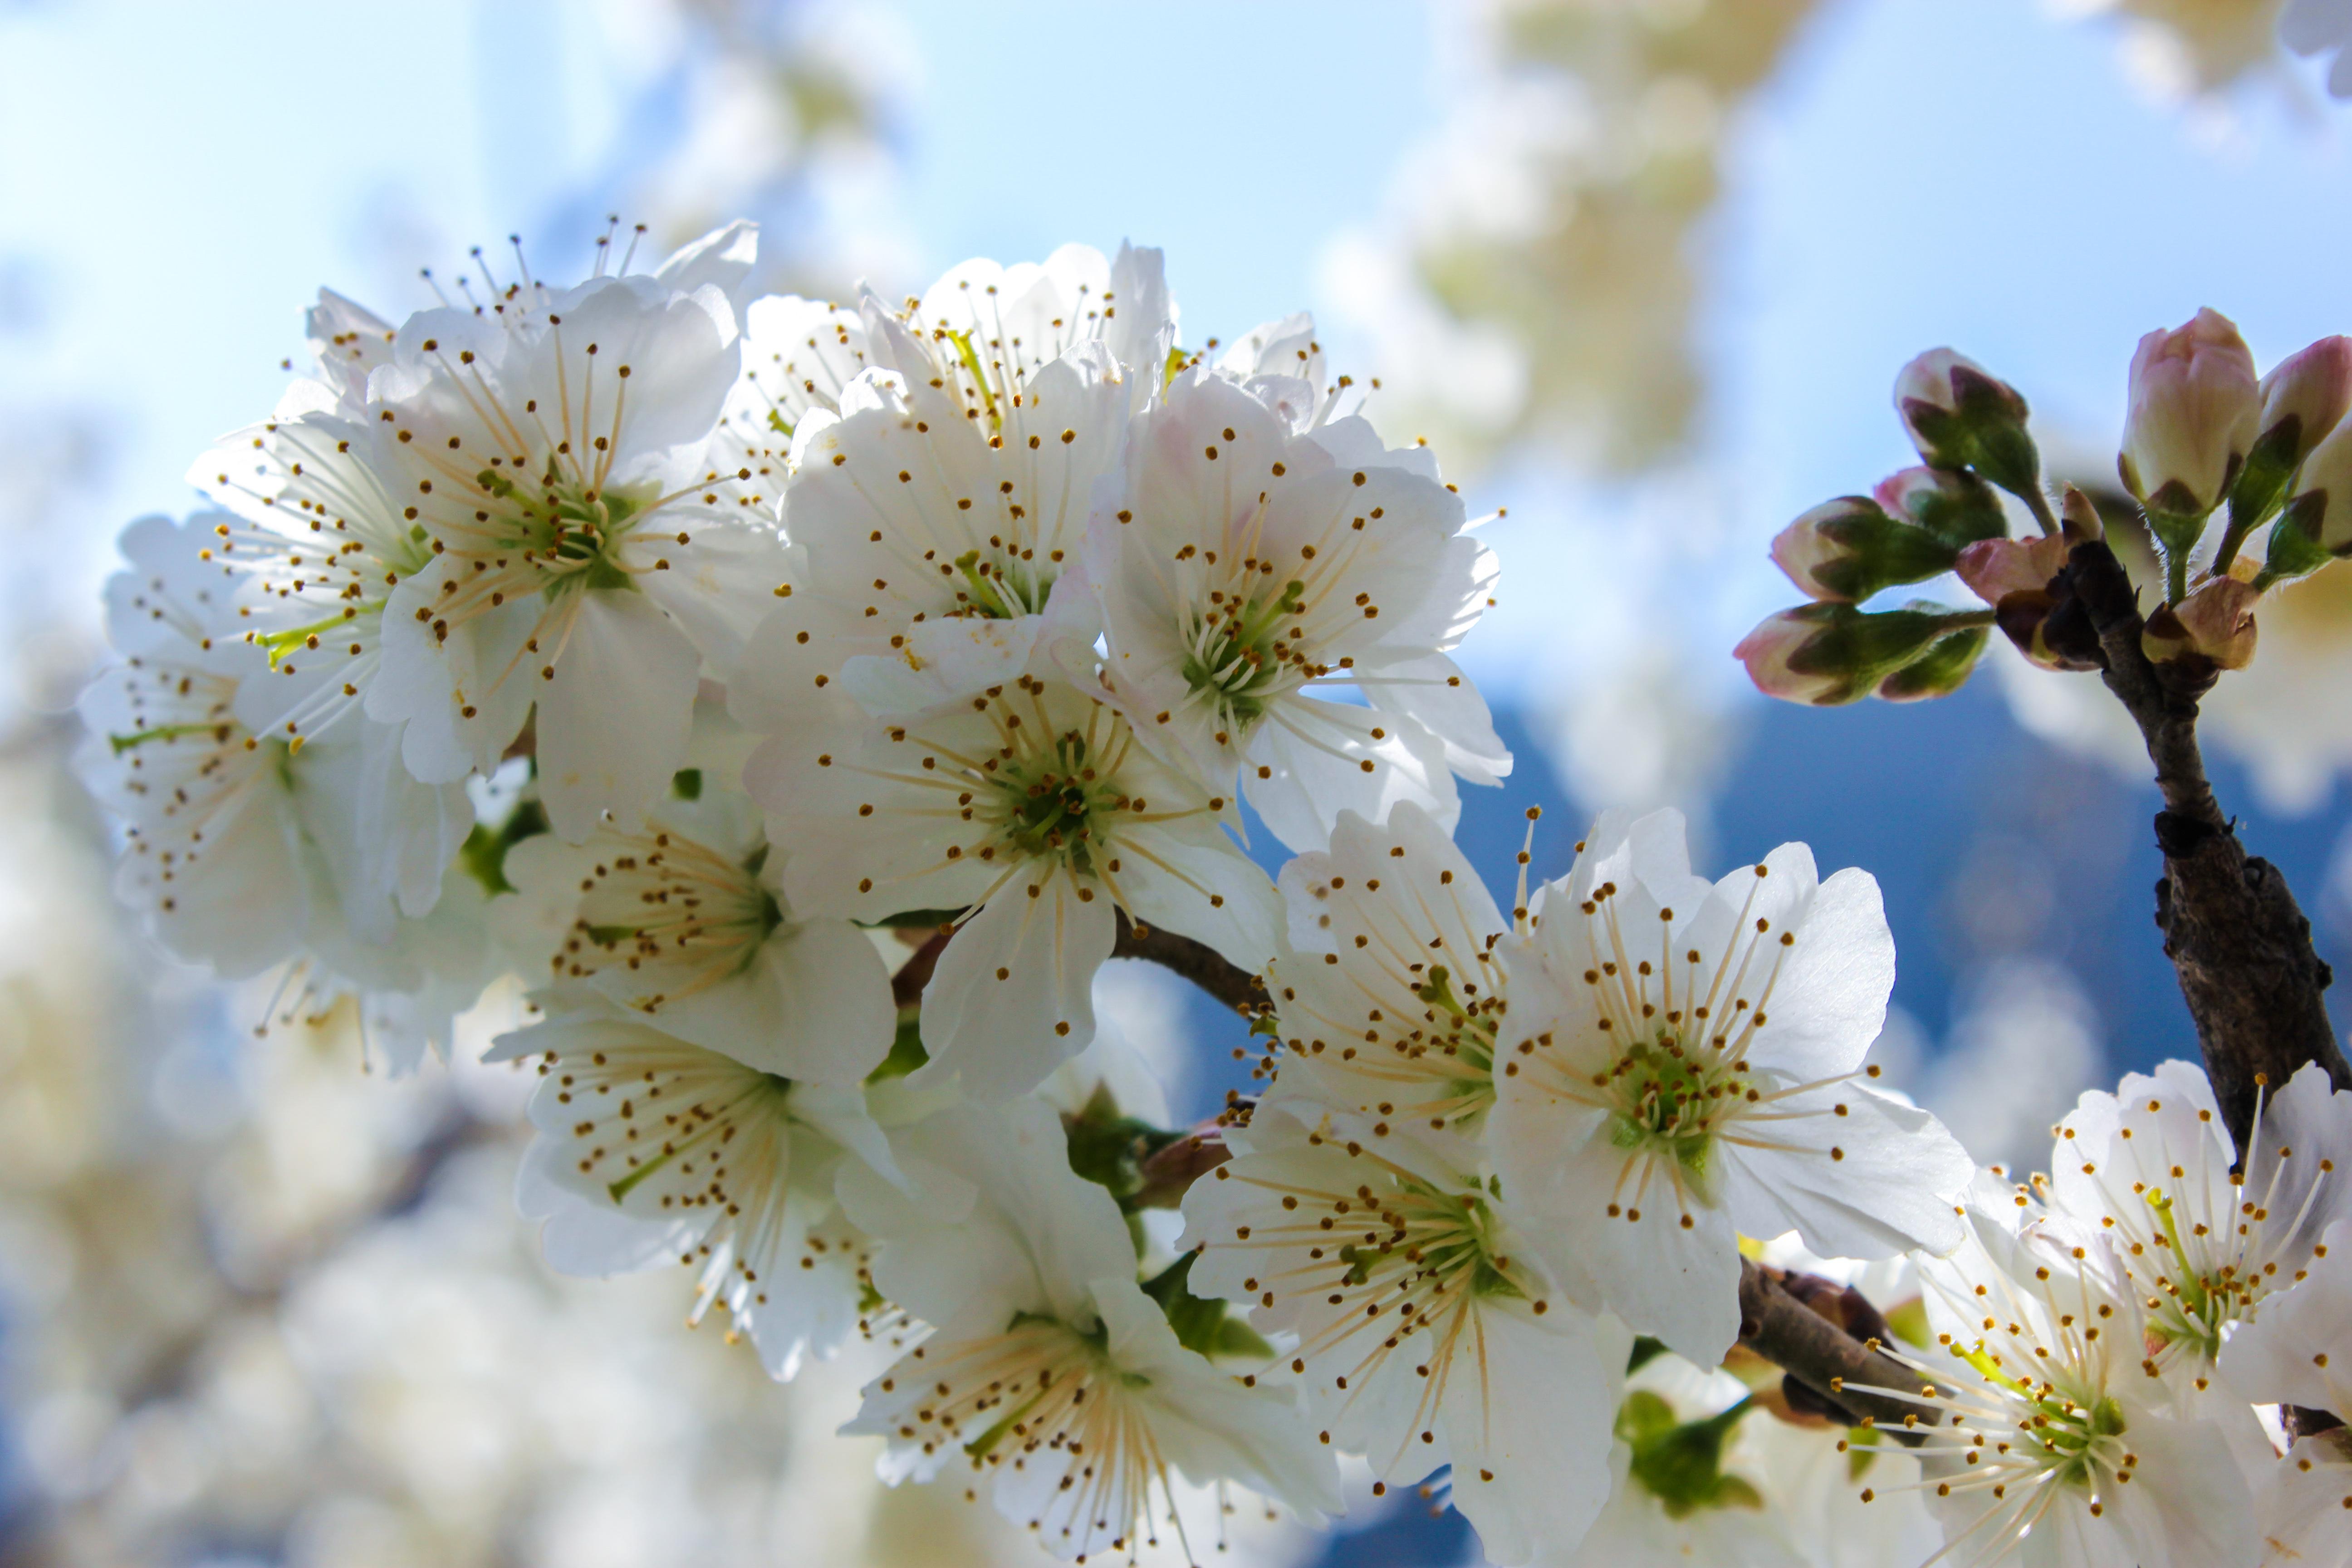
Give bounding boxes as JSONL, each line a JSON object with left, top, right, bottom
{"left": 1112, "top": 911, "right": 1265, "bottom": 1014}
{"left": 1739, "top": 1260, "right": 1937, "bottom": 1446}
{"left": 2049, "top": 539, "right": 2352, "bottom": 1154}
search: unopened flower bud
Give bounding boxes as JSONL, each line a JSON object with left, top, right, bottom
{"left": 2141, "top": 577, "right": 2259, "bottom": 671}
{"left": 2280, "top": 409, "right": 2352, "bottom": 558}
{"left": 2258, "top": 335, "right": 2352, "bottom": 466}
{"left": 2226, "top": 336, "right": 2352, "bottom": 545}
{"left": 1736, "top": 602, "right": 1984, "bottom": 706}
{"left": 1954, "top": 533, "right": 2070, "bottom": 608}
{"left": 1873, "top": 465, "right": 2007, "bottom": 549}
{"left": 1955, "top": 534, "right": 2099, "bottom": 672}
{"left": 1893, "top": 348, "right": 2039, "bottom": 498}
{"left": 2058, "top": 484, "right": 2105, "bottom": 544}
{"left": 2118, "top": 308, "right": 2259, "bottom": 531}
{"left": 1769, "top": 495, "right": 1957, "bottom": 603}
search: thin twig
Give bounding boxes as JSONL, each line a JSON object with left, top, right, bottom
{"left": 1112, "top": 911, "right": 1264, "bottom": 1014}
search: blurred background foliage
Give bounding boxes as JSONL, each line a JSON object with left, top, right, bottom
{"left": 1, "top": 1, "right": 2349, "bottom": 1563}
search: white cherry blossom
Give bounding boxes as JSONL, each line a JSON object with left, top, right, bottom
{"left": 2215, "top": 1217, "right": 2352, "bottom": 1416}
{"left": 280, "top": 265, "right": 785, "bottom": 839}
{"left": 1493, "top": 808, "right": 1971, "bottom": 1364}
{"left": 728, "top": 342, "right": 1131, "bottom": 725}
{"left": 1256, "top": 800, "right": 1516, "bottom": 1168}
{"left": 505, "top": 782, "right": 895, "bottom": 1084}
{"left": 839, "top": 1098, "right": 1339, "bottom": 1561}
{"left": 746, "top": 675, "right": 1275, "bottom": 1100}
{"left": 2245, "top": 1432, "right": 2352, "bottom": 1568}
{"left": 1214, "top": 313, "right": 1367, "bottom": 436}
{"left": 1180, "top": 1100, "right": 1625, "bottom": 1567}
{"left": 489, "top": 1004, "right": 896, "bottom": 1381}
{"left": 77, "top": 513, "right": 305, "bottom": 977}
{"left": 1893, "top": 1177, "right": 2258, "bottom": 1568}
{"left": 1081, "top": 367, "right": 1507, "bottom": 852}
{"left": 884, "top": 242, "right": 1176, "bottom": 419}
{"left": 709, "top": 292, "right": 872, "bottom": 495}
{"left": 2049, "top": 1061, "right": 2352, "bottom": 1404}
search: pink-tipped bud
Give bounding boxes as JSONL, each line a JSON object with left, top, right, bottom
{"left": 1872, "top": 466, "right": 2007, "bottom": 548}
{"left": 2258, "top": 336, "right": 2352, "bottom": 466}
{"left": 1954, "top": 533, "right": 2070, "bottom": 608}
{"left": 1737, "top": 603, "right": 1982, "bottom": 706}
{"left": 1737, "top": 607, "right": 1851, "bottom": 704}
{"left": 2142, "top": 577, "right": 2260, "bottom": 671}
{"left": 2058, "top": 485, "right": 2105, "bottom": 543}
{"left": 1769, "top": 495, "right": 1956, "bottom": 603}
{"left": 1893, "top": 349, "right": 2037, "bottom": 496}
{"left": 2118, "top": 308, "right": 2260, "bottom": 522}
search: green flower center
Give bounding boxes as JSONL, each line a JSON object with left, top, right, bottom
{"left": 1180, "top": 577, "right": 1319, "bottom": 731}
{"left": 1606, "top": 1034, "right": 1746, "bottom": 1189}
{"left": 475, "top": 457, "right": 652, "bottom": 594}
{"left": 989, "top": 726, "right": 1125, "bottom": 877}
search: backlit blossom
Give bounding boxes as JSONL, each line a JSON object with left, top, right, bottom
{"left": 748, "top": 676, "right": 1275, "bottom": 1100}
{"left": 289, "top": 262, "right": 785, "bottom": 839}
{"left": 842, "top": 1098, "right": 1340, "bottom": 1561}
{"left": 1493, "top": 808, "right": 1971, "bottom": 1363}
{"left": 1180, "top": 1100, "right": 1623, "bottom": 1566}
{"left": 1256, "top": 800, "right": 1516, "bottom": 1166}
{"left": 506, "top": 783, "right": 895, "bottom": 1083}
{"left": 1081, "top": 368, "right": 1507, "bottom": 852}
{"left": 2048, "top": 1060, "right": 2352, "bottom": 1402}
{"left": 489, "top": 1005, "right": 897, "bottom": 1380}
{"left": 1895, "top": 1177, "right": 2258, "bottom": 1568}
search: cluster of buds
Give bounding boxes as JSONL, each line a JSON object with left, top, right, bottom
{"left": 1742, "top": 312, "right": 2352, "bottom": 705}
{"left": 1738, "top": 348, "right": 2045, "bottom": 702}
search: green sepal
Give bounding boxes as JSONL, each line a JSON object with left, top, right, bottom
{"left": 1899, "top": 469, "right": 2010, "bottom": 549}
{"left": 1780, "top": 603, "right": 1984, "bottom": 705}
{"left": 1877, "top": 625, "right": 1988, "bottom": 702}
{"left": 1807, "top": 512, "right": 1960, "bottom": 601}
{"left": 2226, "top": 419, "right": 2303, "bottom": 544}
{"left": 2259, "top": 504, "right": 2336, "bottom": 590}
{"left": 1619, "top": 1393, "right": 1764, "bottom": 1520}
{"left": 1626, "top": 1336, "right": 1669, "bottom": 1374}
{"left": 458, "top": 797, "right": 550, "bottom": 897}
{"left": 1062, "top": 1084, "right": 1189, "bottom": 1212}
{"left": 1142, "top": 1252, "right": 1274, "bottom": 1363}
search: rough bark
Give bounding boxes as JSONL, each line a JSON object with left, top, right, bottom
{"left": 2045, "top": 537, "right": 2352, "bottom": 1438}
{"left": 2048, "top": 537, "right": 2352, "bottom": 1152}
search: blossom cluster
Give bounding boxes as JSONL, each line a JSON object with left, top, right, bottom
{"left": 76, "top": 225, "right": 2352, "bottom": 1567}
